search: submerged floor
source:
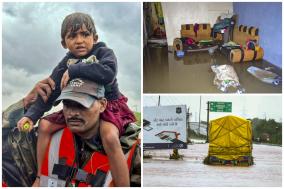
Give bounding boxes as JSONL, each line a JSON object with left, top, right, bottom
{"left": 143, "top": 46, "right": 282, "bottom": 93}
{"left": 143, "top": 143, "right": 282, "bottom": 187}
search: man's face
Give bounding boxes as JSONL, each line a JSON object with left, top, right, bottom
{"left": 62, "top": 24, "right": 98, "bottom": 58}
{"left": 63, "top": 99, "right": 106, "bottom": 138}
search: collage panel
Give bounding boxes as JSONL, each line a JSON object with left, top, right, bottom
{"left": 2, "top": 2, "right": 141, "bottom": 187}
{"left": 143, "top": 95, "right": 282, "bottom": 187}
{"left": 143, "top": 2, "right": 282, "bottom": 93}
{"left": 142, "top": 2, "right": 282, "bottom": 186}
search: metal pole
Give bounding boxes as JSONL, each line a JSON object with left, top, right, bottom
{"left": 187, "top": 108, "right": 190, "bottom": 143}
{"left": 206, "top": 101, "right": 210, "bottom": 143}
{"left": 158, "top": 95, "right": 160, "bottom": 106}
{"left": 198, "top": 96, "right": 201, "bottom": 136}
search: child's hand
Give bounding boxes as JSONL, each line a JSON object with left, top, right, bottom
{"left": 17, "top": 117, "right": 34, "bottom": 132}
{"left": 61, "top": 70, "right": 70, "bottom": 89}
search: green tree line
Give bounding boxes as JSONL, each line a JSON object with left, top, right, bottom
{"left": 251, "top": 118, "right": 282, "bottom": 145}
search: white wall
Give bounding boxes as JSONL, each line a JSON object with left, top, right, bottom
{"left": 162, "top": 2, "right": 233, "bottom": 46}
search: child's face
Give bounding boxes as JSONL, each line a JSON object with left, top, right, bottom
{"left": 62, "top": 24, "right": 97, "bottom": 58}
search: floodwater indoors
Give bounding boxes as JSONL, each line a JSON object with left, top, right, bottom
{"left": 143, "top": 46, "right": 282, "bottom": 93}
{"left": 143, "top": 143, "right": 282, "bottom": 187}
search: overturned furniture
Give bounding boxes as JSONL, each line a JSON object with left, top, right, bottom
{"left": 221, "top": 25, "right": 264, "bottom": 63}
{"left": 204, "top": 115, "right": 253, "bottom": 166}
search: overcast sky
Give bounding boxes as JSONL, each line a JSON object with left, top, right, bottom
{"left": 2, "top": 2, "right": 141, "bottom": 111}
{"left": 144, "top": 95, "right": 282, "bottom": 122}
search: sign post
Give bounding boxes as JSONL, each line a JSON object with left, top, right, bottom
{"left": 209, "top": 101, "right": 232, "bottom": 112}
{"left": 206, "top": 102, "right": 209, "bottom": 143}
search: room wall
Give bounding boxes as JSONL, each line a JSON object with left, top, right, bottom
{"left": 161, "top": 2, "right": 233, "bottom": 46}
{"left": 233, "top": 2, "right": 282, "bottom": 68}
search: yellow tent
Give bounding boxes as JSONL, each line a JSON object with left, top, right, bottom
{"left": 207, "top": 115, "right": 253, "bottom": 165}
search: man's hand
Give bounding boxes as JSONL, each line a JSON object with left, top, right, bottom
{"left": 23, "top": 88, "right": 38, "bottom": 109}
{"left": 61, "top": 70, "right": 70, "bottom": 89}
{"left": 23, "top": 77, "right": 55, "bottom": 107}
{"left": 23, "top": 77, "right": 55, "bottom": 108}
{"left": 35, "top": 77, "right": 56, "bottom": 103}
{"left": 17, "top": 117, "right": 34, "bottom": 132}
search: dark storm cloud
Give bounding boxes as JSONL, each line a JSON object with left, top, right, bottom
{"left": 3, "top": 3, "right": 66, "bottom": 74}
{"left": 90, "top": 3, "right": 141, "bottom": 43}
{"left": 3, "top": 2, "right": 141, "bottom": 110}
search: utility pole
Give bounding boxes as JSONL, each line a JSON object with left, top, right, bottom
{"left": 187, "top": 107, "right": 190, "bottom": 143}
{"left": 206, "top": 101, "right": 210, "bottom": 143}
{"left": 198, "top": 96, "right": 201, "bottom": 136}
{"left": 158, "top": 95, "right": 161, "bottom": 106}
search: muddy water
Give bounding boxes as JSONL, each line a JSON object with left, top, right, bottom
{"left": 143, "top": 143, "right": 282, "bottom": 187}
{"left": 143, "top": 46, "right": 282, "bottom": 93}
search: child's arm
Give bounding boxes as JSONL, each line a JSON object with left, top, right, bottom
{"left": 16, "top": 78, "right": 55, "bottom": 131}
{"left": 68, "top": 48, "right": 117, "bottom": 84}
{"left": 22, "top": 56, "right": 68, "bottom": 125}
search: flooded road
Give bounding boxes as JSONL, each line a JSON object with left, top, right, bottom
{"left": 143, "top": 143, "right": 282, "bottom": 187}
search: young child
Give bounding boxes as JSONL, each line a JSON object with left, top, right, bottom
{"left": 17, "top": 12, "right": 136, "bottom": 187}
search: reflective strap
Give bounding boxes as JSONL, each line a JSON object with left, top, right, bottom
{"left": 48, "top": 129, "right": 64, "bottom": 176}
{"left": 40, "top": 130, "right": 64, "bottom": 186}
{"left": 103, "top": 171, "right": 113, "bottom": 187}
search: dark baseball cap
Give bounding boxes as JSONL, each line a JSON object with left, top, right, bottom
{"left": 55, "top": 78, "right": 105, "bottom": 108}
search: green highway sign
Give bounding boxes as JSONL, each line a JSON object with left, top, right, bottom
{"left": 209, "top": 101, "right": 232, "bottom": 112}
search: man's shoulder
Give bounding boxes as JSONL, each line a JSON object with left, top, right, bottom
{"left": 82, "top": 122, "right": 140, "bottom": 155}
{"left": 120, "top": 123, "right": 141, "bottom": 151}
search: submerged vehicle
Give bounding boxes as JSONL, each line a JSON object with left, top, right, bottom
{"left": 204, "top": 115, "right": 253, "bottom": 166}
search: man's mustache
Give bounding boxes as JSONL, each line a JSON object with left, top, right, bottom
{"left": 66, "top": 116, "right": 85, "bottom": 123}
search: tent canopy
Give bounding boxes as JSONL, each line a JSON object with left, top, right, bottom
{"left": 208, "top": 115, "right": 252, "bottom": 160}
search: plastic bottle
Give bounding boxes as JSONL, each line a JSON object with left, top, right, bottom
{"left": 23, "top": 122, "right": 30, "bottom": 131}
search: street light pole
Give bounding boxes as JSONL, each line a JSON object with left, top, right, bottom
{"left": 198, "top": 96, "right": 201, "bottom": 136}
